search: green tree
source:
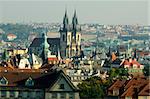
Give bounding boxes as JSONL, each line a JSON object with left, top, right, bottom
{"left": 1, "top": 49, "right": 9, "bottom": 61}
{"left": 119, "top": 68, "right": 128, "bottom": 76}
{"left": 108, "top": 67, "right": 129, "bottom": 80}
{"left": 143, "top": 64, "right": 150, "bottom": 76}
{"left": 78, "top": 77, "right": 104, "bottom": 99}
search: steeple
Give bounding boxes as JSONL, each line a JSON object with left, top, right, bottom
{"left": 72, "top": 10, "right": 78, "bottom": 30}
{"left": 63, "top": 10, "right": 69, "bottom": 30}
{"left": 44, "top": 30, "right": 50, "bottom": 51}
{"left": 41, "top": 30, "right": 50, "bottom": 62}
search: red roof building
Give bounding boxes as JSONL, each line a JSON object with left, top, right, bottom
{"left": 107, "top": 77, "right": 149, "bottom": 99}
{"left": 7, "top": 33, "right": 17, "bottom": 41}
{"left": 121, "top": 58, "right": 144, "bottom": 76}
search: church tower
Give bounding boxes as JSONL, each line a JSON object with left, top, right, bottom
{"left": 60, "top": 10, "right": 69, "bottom": 58}
{"left": 60, "top": 10, "right": 81, "bottom": 58}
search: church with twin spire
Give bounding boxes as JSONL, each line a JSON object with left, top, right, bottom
{"left": 60, "top": 10, "right": 82, "bottom": 58}
{"left": 29, "top": 10, "right": 82, "bottom": 63}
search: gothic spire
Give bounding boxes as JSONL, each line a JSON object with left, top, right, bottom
{"left": 72, "top": 10, "right": 78, "bottom": 28}
{"left": 63, "top": 9, "right": 69, "bottom": 30}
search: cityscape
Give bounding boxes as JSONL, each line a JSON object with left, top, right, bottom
{"left": 0, "top": 0, "right": 149, "bottom": 99}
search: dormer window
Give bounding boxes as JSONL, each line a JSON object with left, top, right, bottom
{"left": 0, "top": 77, "right": 8, "bottom": 85}
{"left": 59, "top": 84, "right": 64, "bottom": 89}
{"left": 25, "top": 77, "right": 34, "bottom": 86}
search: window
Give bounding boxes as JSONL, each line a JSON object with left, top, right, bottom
{"left": 25, "top": 64, "right": 29, "bottom": 68}
{"left": 72, "top": 49, "right": 75, "bottom": 56}
{"left": 25, "top": 77, "right": 34, "bottom": 86}
{"left": 10, "top": 91, "right": 15, "bottom": 97}
{"left": 0, "top": 77, "right": 8, "bottom": 85}
{"left": 113, "top": 89, "right": 119, "bottom": 96}
{"left": 51, "top": 93, "right": 57, "bottom": 99}
{"left": 36, "top": 91, "right": 43, "bottom": 98}
{"left": 22, "top": 92, "right": 28, "bottom": 98}
{"left": 63, "top": 34, "right": 65, "bottom": 41}
{"left": 60, "top": 93, "right": 66, "bottom": 99}
{"left": 77, "top": 35, "right": 80, "bottom": 41}
{"left": 69, "top": 93, "right": 74, "bottom": 99}
{"left": 59, "top": 84, "right": 65, "bottom": 89}
{"left": 126, "top": 96, "right": 131, "bottom": 99}
{"left": 31, "top": 92, "right": 36, "bottom": 98}
{"left": 18, "top": 91, "right": 22, "bottom": 98}
{"left": 144, "top": 96, "right": 147, "bottom": 99}
{"left": 1, "top": 91, "right": 6, "bottom": 97}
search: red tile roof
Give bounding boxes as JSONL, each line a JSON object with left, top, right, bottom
{"left": 138, "top": 82, "right": 150, "bottom": 96}
{"left": 122, "top": 59, "right": 142, "bottom": 68}
{"left": 108, "top": 79, "right": 126, "bottom": 91}
{"left": 107, "top": 77, "right": 149, "bottom": 98}
{"left": 121, "top": 77, "right": 149, "bottom": 97}
{"left": 124, "top": 77, "right": 148, "bottom": 89}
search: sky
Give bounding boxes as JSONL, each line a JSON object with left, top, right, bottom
{"left": 0, "top": 0, "right": 149, "bottom": 25}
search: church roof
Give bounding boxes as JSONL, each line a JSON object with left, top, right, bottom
{"left": 29, "top": 38, "right": 60, "bottom": 47}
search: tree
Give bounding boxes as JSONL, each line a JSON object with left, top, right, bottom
{"left": 119, "top": 68, "right": 128, "bottom": 76}
{"left": 109, "top": 68, "right": 119, "bottom": 79}
{"left": 1, "top": 49, "right": 9, "bottom": 61}
{"left": 78, "top": 77, "right": 104, "bottom": 99}
{"left": 143, "top": 64, "right": 150, "bottom": 76}
{"left": 108, "top": 67, "right": 129, "bottom": 80}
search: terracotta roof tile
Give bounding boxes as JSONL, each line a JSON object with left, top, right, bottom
{"left": 108, "top": 79, "right": 126, "bottom": 91}
{"left": 138, "top": 82, "right": 150, "bottom": 96}
{"left": 121, "top": 77, "right": 149, "bottom": 97}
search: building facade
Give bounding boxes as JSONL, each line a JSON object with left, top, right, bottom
{"left": 0, "top": 69, "right": 80, "bottom": 99}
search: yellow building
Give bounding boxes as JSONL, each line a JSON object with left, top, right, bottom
{"left": 8, "top": 49, "right": 28, "bottom": 56}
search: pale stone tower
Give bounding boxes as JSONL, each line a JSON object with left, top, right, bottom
{"left": 60, "top": 10, "right": 81, "bottom": 58}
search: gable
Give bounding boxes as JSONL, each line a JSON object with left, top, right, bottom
{"left": 0, "top": 76, "right": 8, "bottom": 85}
{"left": 25, "top": 77, "right": 34, "bottom": 87}
{"left": 49, "top": 75, "right": 73, "bottom": 92}
{"left": 18, "top": 58, "right": 31, "bottom": 69}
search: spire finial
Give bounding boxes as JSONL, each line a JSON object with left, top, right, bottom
{"left": 73, "top": 9, "right": 77, "bottom": 19}
{"left": 63, "top": 8, "right": 69, "bottom": 26}
{"left": 72, "top": 9, "right": 78, "bottom": 27}
{"left": 65, "top": 8, "right": 67, "bottom": 17}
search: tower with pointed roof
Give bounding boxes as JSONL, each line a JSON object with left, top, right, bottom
{"left": 41, "top": 30, "right": 51, "bottom": 63}
{"left": 60, "top": 10, "right": 68, "bottom": 58}
{"left": 60, "top": 10, "right": 81, "bottom": 58}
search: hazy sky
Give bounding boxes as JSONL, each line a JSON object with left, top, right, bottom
{"left": 0, "top": 0, "right": 149, "bottom": 25}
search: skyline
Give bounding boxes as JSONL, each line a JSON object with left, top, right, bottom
{"left": 0, "top": 0, "right": 149, "bottom": 25}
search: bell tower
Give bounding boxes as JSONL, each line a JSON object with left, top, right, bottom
{"left": 69, "top": 10, "right": 81, "bottom": 57}
{"left": 60, "top": 10, "right": 69, "bottom": 58}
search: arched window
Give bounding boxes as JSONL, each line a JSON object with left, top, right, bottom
{"left": 25, "top": 77, "right": 34, "bottom": 86}
{"left": 63, "top": 34, "right": 65, "bottom": 41}
{"left": 77, "top": 35, "right": 80, "bottom": 41}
